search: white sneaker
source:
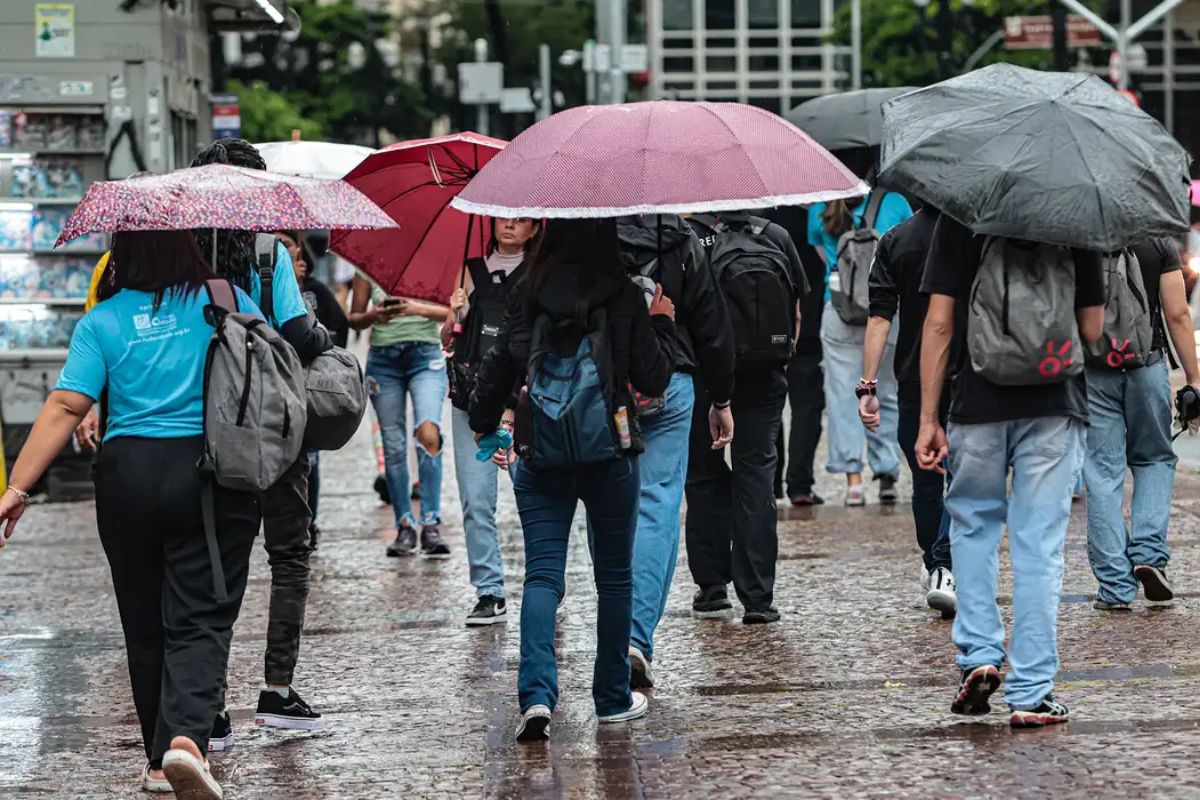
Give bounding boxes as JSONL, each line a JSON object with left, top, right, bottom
{"left": 515, "top": 704, "right": 552, "bottom": 742}
{"left": 920, "top": 563, "right": 931, "bottom": 593}
{"left": 162, "top": 747, "right": 223, "bottom": 800}
{"left": 598, "top": 691, "right": 649, "bottom": 724}
{"left": 628, "top": 645, "right": 654, "bottom": 689}
{"left": 926, "top": 567, "right": 957, "bottom": 616}
{"left": 845, "top": 484, "right": 865, "bottom": 507}
{"left": 142, "top": 763, "right": 173, "bottom": 794}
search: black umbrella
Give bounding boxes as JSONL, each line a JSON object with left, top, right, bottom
{"left": 786, "top": 88, "right": 917, "bottom": 151}
{"left": 878, "top": 63, "right": 1191, "bottom": 252}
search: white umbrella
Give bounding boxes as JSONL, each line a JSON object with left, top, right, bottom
{"left": 255, "top": 140, "right": 375, "bottom": 180}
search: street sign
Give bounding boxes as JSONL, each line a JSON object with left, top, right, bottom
{"left": 458, "top": 62, "right": 504, "bottom": 105}
{"left": 620, "top": 44, "right": 649, "bottom": 73}
{"left": 1126, "top": 43, "right": 1149, "bottom": 71}
{"left": 593, "top": 44, "right": 612, "bottom": 73}
{"left": 1003, "top": 15, "right": 1103, "bottom": 49}
{"left": 210, "top": 93, "right": 241, "bottom": 141}
{"left": 500, "top": 87, "right": 535, "bottom": 114}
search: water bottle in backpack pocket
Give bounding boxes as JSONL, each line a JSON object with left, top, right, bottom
{"left": 524, "top": 308, "right": 627, "bottom": 467}
{"left": 967, "top": 238, "right": 1082, "bottom": 386}
{"left": 830, "top": 192, "right": 884, "bottom": 326}
{"left": 1083, "top": 249, "right": 1154, "bottom": 370}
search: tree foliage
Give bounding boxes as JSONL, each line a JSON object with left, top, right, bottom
{"left": 226, "top": 79, "right": 324, "bottom": 143}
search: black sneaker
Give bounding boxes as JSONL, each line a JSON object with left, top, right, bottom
{"left": 308, "top": 523, "right": 321, "bottom": 552}
{"left": 386, "top": 525, "right": 418, "bottom": 557}
{"left": 692, "top": 586, "right": 733, "bottom": 617}
{"left": 789, "top": 492, "right": 825, "bottom": 507}
{"left": 373, "top": 474, "right": 391, "bottom": 504}
{"left": 1133, "top": 564, "right": 1174, "bottom": 602}
{"left": 951, "top": 664, "right": 1001, "bottom": 715}
{"left": 878, "top": 475, "right": 900, "bottom": 505}
{"left": 466, "top": 596, "right": 507, "bottom": 626}
{"left": 255, "top": 688, "right": 324, "bottom": 731}
{"left": 420, "top": 524, "right": 451, "bottom": 559}
{"left": 1010, "top": 694, "right": 1069, "bottom": 729}
{"left": 207, "top": 709, "right": 234, "bottom": 752}
{"left": 743, "top": 607, "right": 781, "bottom": 625}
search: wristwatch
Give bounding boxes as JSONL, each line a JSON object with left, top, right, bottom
{"left": 854, "top": 379, "right": 877, "bottom": 399}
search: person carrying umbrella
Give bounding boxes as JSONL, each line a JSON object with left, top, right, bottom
{"left": 891, "top": 64, "right": 1192, "bottom": 728}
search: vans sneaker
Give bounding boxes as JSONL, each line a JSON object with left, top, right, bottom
{"left": 255, "top": 688, "right": 324, "bottom": 731}
{"left": 878, "top": 475, "right": 899, "bottom": 505}
{"left": 516, "top": 704, "right": 551, "bottom": 742}
{"left": 1133, "top": 564, "right": 1174, "bottom": 602}
{"left": 1010, "top": 695, "right": 1069, "bottom": 729}
{"left": 597, "top": 691, "right": 649, "bottom": 723}
{"left": 142, "top": 763, "right": 173, "bottom": 794}
{"left": 629, "top": 645, "right": 654, "bottom": 690}
{"left": 207, "top": 710, "right": 234, "bottom": 752}
{"left": 466, "top": 596, "right": 507, "bottom": 626}
{"left": 162, "top": 744, "right": 223, "bottom": 800}
{"left": 926, "top": 567, "right": 957, "bottom": 617}
{"left": 951, "top": 664, "right": 1001, "bottom": 715}
{"left": 1093, "top": 598, "right": 1132, "bottom": 611}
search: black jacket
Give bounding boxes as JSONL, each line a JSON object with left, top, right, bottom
{"left": 469, "top": 261, "right": 677, "bottom": 436}
{"left": 617, "top": 214, "right": 735, "bottom": 403}
{"left": 761, "top": 206, "right": 826, "bottom": 355}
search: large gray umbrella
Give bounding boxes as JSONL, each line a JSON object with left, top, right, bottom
{"left": 787, "top": 88, "right": 917, "bottom": 150}
{"left": 878, "top": 63, "right": 1191, "bottom": 252}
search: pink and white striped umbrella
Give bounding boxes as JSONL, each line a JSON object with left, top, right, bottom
{"left": 451, "top": 101, "right": 868, "bottom": 219}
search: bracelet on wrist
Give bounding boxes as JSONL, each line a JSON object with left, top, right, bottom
{"left": 854, "top": 381, "right": 877, "bottom": 399}
{"left": 5, "top": 486, "right": 30, "bottom": 502}
{"left": 712, "top": 400, "right": 732, "bottom": 410}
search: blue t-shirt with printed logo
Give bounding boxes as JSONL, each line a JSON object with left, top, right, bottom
{"left": 807, "top": 192, "right": 914, "bottom": 302}
{"left": 247, "top": 242, "right": 309, "bottom": 331}
{"left": 56, "top": 285, "right": 261, "bottom": 441}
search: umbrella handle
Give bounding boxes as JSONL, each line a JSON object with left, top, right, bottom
{"left": 451, "top": 214, "right": 476, "bottom": 338}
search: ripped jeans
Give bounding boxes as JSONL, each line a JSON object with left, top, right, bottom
{"left": 366, "top": 342, "right": 448, "bottom": 528}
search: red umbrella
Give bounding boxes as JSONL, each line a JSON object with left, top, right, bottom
{"left": 452, "top": 101, "right": 867, "bottom": 218}
{"left": 330, "top": 132, "right": 507, "bottom": 303}
{"left": 55, "top": 163, "right": 396, "bottom": 246}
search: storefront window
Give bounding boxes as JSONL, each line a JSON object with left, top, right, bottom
{"left": 662, "top": 0, "right": 693, "bottom": 31}
{"left": 707, "top": 0, "right": 736, "bottom": 29}
{"left": 791, "top": 0, "right": 821, "bottom": 27}
{"left": 749, "top": 0, "right": 780, "bottom": 29}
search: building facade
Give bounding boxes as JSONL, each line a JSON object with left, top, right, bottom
{"left": 646, "top": 0, "right": 850, "bottom": 112}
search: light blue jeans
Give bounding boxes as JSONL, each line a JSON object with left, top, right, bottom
{"left": 630, "top": 372, "right": 695, "bottom": 661}
{"left": 820, "top": 305, "right": 901, "bottom": 477}
{"left": 451, "top": 406, "right": 507, "bottom": 599}
{"left": 947, "top": 416, "right": 1083, "bottom": 710}
{"left": 1083, "top": 361, "right": 1176, "bottom": 604}
{"left": 365, "top": 342, "right": 447, "bottom": 528}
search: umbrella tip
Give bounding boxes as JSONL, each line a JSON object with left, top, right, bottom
{"left": 291, "top": 129, "right": 302, "bottom": 142}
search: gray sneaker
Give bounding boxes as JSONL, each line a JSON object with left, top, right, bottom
{"left": 386, "top": 525, "right": 418, "bottom": 557}
{"left": 420, "top": 524, "right": 451, "bottom": 559}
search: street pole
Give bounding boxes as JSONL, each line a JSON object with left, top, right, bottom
{"left": 936, "top": 0, "right": 954, "bottom": 79}
{"left": 1165, "top": 9, "right": 1175, "bottom": 133}
{"left": 474, "top": 37, "right": 489, "bottom": 135}
{"left": 1050, "top": 0, "right": 1069, "bottom": 71}
{"left": 583, "top": 40, "right": 598, "bottom": 105}
{"left": 538, "top": 43, "right": 552, "bottom": 120}
{"left": 850, "top": 0, "right": 862, "bottom": 89}
{"left": 1118, "top": 0, "right": 1131, "bottom": 89}
{"left": 609, "top": 0, "right": 627, "bottom": 104}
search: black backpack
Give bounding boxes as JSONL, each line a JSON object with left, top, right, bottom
{"left": 692, "top": 214, "right": 797, "bottom": 369}
{"left": 448, "top": 257, "right": 523, "bottom": 411}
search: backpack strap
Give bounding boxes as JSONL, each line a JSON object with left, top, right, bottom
{"left": 861, "top": 191, "right": 886, "bottom": 231}
{"left": 255, "top": 233, "right": 278, "bottom": 325}
{"left": 466, "top": 257, "right": 492, "bottom": 289}
{"left": 199, "top": 479, "right": 230, "bottom": 603}
{"left": 204, "top": 278, "right": 239, "bottom": 313}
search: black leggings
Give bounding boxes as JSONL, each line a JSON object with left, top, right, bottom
{"left": 94, "top": 436, "right": 259, "bottom": 767}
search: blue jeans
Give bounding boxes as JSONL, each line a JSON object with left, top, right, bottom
{"left": 820, "top": 305, "right": 901, "bottom": 477}
{"left": 513, "top": 456, "right": 639, "bottom": 717}
{"left": 1083, "top": 361, "right": 1176, "bottom": 604}
{"left": 897, "top": 396, "right": 952, "bottom": 572}
{"left": 947, "top": 416, "right": 1083, "bottom": 710}
{"left": 629, "top": 372, "right": 694, "bottom": 661}
{"left": 451, "top": 406, "right": 506, "bottom": 599}
{"left": 365, "top": 342, "right": 447, "bottom": 528}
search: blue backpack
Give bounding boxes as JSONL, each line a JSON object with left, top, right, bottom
{"left": 523, "top": 307, "right": 625, "bottom": 467}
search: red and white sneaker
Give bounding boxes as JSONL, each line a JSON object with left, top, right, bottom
{"left": 1010, "top": 695, "right": 1069, "bottom": 729}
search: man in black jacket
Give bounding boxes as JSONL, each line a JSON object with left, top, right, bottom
{"left": 685, "top": 211, "right": 809, "bottom": 625}
{"left": 617, "top": 215, "right": 735, "bottom": 688}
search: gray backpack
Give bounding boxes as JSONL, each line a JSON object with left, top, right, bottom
{"left": 830, "top": 192, "right": 884, "bottom": 326}
{"left": 1084, "top": 249, "right": 1154, "bottom": 370}
{"left": 199, "top": 279, "right": 307, "bottom": 599}
{"left": 967, "top": 238, "right": 1081, "bottom": 386}
{"left": 303, "top": 347, "right": 368, "bottom": 450}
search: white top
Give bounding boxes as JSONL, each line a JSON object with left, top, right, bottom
{"left": 468, "top": 250, "right": 524, "bottom": 296}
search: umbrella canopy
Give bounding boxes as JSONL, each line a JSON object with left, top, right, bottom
{"left": 330, "top": 132, "right": 506, "bottom": 302}
{"left": 256, "top": 140, "right": 375, "bottom": 180}
{"left": 56, "top": 164, "right": 396, "bottom": 247}
{"left": 451, "top": 101, "right": 866, "bottom": 219}
{"left": 786, "top": 87, "right": 916, "bottom": 151}
{"left": 879, "top": 63, "right": 1191, "bottom": 252}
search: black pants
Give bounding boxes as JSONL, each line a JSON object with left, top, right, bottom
{"left": 94, "top": 436, "right": 259, "bottom": 767}
{"left": 896, "top": 395, "right": 952, "bottom": 572}
{"left": 775, "top": 350, "right": 824, "bottom": 498}
{"left": 260, "top": 454, "right": 313, "bottom": 686}
{"left": 686, "top": 369, "right": 788, "bottom": 611}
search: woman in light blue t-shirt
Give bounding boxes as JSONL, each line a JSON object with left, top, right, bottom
{"left": 0, "top": 230, "right": 262, "bottom": 800}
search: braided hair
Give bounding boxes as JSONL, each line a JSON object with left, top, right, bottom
{"left": 191, "top": 139, "right": 267, "bottom": 292}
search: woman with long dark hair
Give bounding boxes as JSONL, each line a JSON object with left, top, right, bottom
{"left": 0, "top": 230, "right": 263, "bottom": 800}
{"left": 442, "top": 217, "right": 541, "bottom": 626}
{"left": 469, "top": 218, "right": 677, "bottom": 741}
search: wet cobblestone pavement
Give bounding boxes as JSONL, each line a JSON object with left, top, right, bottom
{"left": 5, "top": 407, "right": 1200, "bottom": 799}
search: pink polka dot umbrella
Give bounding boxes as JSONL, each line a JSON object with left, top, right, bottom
{"left": 54, "top": 163, "right": 397, "bottom": 247}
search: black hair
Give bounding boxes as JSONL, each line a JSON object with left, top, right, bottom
{"left": 278, "top": 230, "right": 317, "bottom": 279}
{"left": 523, "top": 218, "right": 621, "bottom": 325}
{"left": 191, "top": 139, "right": 267, "bottom": 292}
{"left": 103, "top": 230, "right": 214, "bottom": 309}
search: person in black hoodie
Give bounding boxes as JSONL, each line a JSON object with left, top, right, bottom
{"left": 615, "top": 214, "right": 734, "bottom": 689}
{"left": 469, "top": 218, "right": 677, "bottom": 742}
